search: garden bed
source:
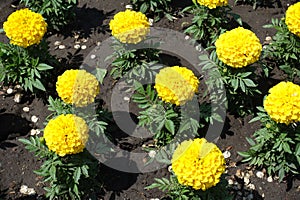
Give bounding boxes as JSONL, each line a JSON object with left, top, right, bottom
{"left": 0, "top": 0, "right": 300, "bottom": 199}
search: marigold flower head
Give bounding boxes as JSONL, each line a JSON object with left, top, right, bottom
{"left": 215, "top": 27, "right": 262, "bottom": 68}
{"left": 193, "top": 0, "right": 228, "bottom": 9}
{"left": 172, "top": 138, "right": 225, "bottom": 190}
{"left": 285, "top": 2, "right": 300, "bottom": 37}
{"left": 109, "top": 10, "right": 150, "bottom": 44}
{"left": 264, "top": 81, "right": 300, "bottom": 125}
{"left": 154, "top": 66, "right": 199, "bottom": 106}
{"left": 56, "top": 69, "right": 100, "bottom": 107}
{"left": 44, "top": 114, "right": 89, "bottom": 156}
{"left": 3, "top": 8, "right": 47, "bottom": 48}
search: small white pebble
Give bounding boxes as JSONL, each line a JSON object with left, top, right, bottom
{"left": 168, "top": 165, "right": 172, "bottom": 172}
{"left": 184, "top": 35, "right": 190, "bottom": 40}
{"left": 262, "top": 193, "right": 265, "bottom": 198}
{"left": 96, "top": 41, "right": 101, "bottom": 46}
{"left": 265, "top": 36, "right": 272, "bottom": 42}
{"left": 14, "top": 93, "right": 22, "bottom": 103}
{"left": 148, "top": 150, "right": 156, "bottom": 158}
{"left": 58, "top": 44, "right": 66, "bottom": 49}
{"left": 6, "top": 88, "right": 13, "bottom": 94}
{"left": 248, "top": 183, "right": 256, "bottom": 190}
{"left": 267, "top": 176, "right": 273, "bottom": 182}
{"left": 74, "top": 44, "right": 81, "bottom": 49}
{"left": 244, "top": 177, "right": 250, "bottom": 185}
{"left": 256, "top": 171, "right": 264, "bottom": 179}
{"left": 195, "top": 45, "right": 202, "bottom": 51}
{"left": 81, "top": 45, "right": 87, "bottom": 50}
{"left": 149, "top": 18, "right": 154, "bottom": 26}
{"left": 54, "top": 41, "right": 61, "bottom": 46}
{"left": 31, "top": 115, "right": 39, "bottom": 123}
{"left": 123, "top": 96, "right": 130, "bottom": 101}
{"left": 30, "top": 129, "right": 40, "bottom": 136}
{"left": 20, "top": 185, "right": 36, "bottom": 195}
{"left": 223, "top": 150, "right": 231, "bottom": 159}
{"left": 81, "top": 38, "right": 88, "bottom": 43}
{"left": 228, "top": 179, "right": 234, "bottom": 185}
{"left": 125, "top": 4, "right": 133, "bottom": 9}
{"left": 23, "top": 107, "right": 30, "bottom": 112}
{"left": 90, "top": 54, "right": 96, "bottom": 59}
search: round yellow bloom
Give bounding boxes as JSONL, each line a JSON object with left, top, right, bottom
{"left": 172, "top": 138, "right": 226, "bottom": 190}
{"left": 44, "top": 114, "right": 89, "bottom": 156}
{"left": 154, "top": 66, "right": 199, "bottom": 106}
{"left": 285, "top": 2, "right": 300, "bottom": 37}
{"left": 193, "top": 0, "right": 228, "bottom": 9}
{"left": 109, "top": 10, "right": 150, "bottom": 44}
{"left": 3, "top": 8, "right": 47, "bottom": 48}
{"left": 56, "top": 69, "right": 100, "bottom": 107}
{"left": 264, "top": 81, "right": 300, "bottom": 125}
{"left": 215, "top": 27, "right": 262, "bottom": 68}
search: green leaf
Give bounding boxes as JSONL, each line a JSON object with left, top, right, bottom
{"left": 165, "top": 119, "right": 175, "bottom": 135}
{"left": 246, "top": 137, "right": 256, "bottom": 146}
{"left": 37, "top": 63, "right": 53, "bottom": 71}
{"left": 243, "top": 78, "right": 256, "bottom": 87}
{"left": 32, "top": 79, "right": 46, "bottom": 91}
{"left": 73, "top": 167, "right": 81, "bottom": 184}
{"left": 95, "top": 68, "right": 107, "bottom": 84}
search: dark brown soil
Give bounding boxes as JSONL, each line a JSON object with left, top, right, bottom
{"left": 1, "top": 0, "right": 300, "bottom": 200}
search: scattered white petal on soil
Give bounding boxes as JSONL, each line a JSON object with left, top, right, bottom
{"left": 267, "top": 176, "right": 273, "bottom": 182}
{"left": 90, "top": 54, "right": 96, "bottom": 59}
{"left": 74, "top": 44, "right": 81, "bottom": 49}
{"left": 81, "top": 38, "right": 88, "bottom": 43}
{"left": 31, "top": 115, "right": 39, "bottom": 123}
{"left": 148, "top": 150, "right": 156, "bottom": 158}
{"left": 96, "top": 41, "right": 101, "bottom": 46}
{"left": 54, "top": 41, "right": 61, "bottom": 46}
{"left": 81, "top": 45, "right": 87, "bottom": 50}
{"left": 256, "top": 171, "right": 264, "bottom": 179}
{"left": 223, "top": 150, "right": 231, "bottom": 159}
{"left": 14, "top": 93, "right": 22, "bottom": 103}
{"left": 125, "top": 4, "right": 133, "bottom": 9}
{"left": 6, "top": 88, "right": 13, "bottom": 94}
{"left": 20, "top": 185, "right": 36, "bottom": 195}
{"left": 58, "top": 44, "right": 66, "bottom": 49}
{"left": 22, "top": 107, "right": 30, "bottom": 112}
{"left": 123, "top": 96, "right": 130, "bottom": 101}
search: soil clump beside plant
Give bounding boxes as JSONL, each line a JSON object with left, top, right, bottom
{"left": 0, "top": 0, "right": 300, "bottom": 199}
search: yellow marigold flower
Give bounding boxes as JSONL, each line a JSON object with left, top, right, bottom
{"left": 154, "top": 66, "right": 199, "bottom": 106}
{"left": 3, "top": 8, "right": 47, "bottom": 48}
{"left": 56, "top": 69, "right": 100, "bottom": 107}
{"left": 172, "top": 138, "right": 226, "bottom": 190}
{"left": 109, "top": 10, "right": 150, "bottom": 44}
{"left": 193, "top": 0, "right": 228, "bottom": 9}
{"left": 44, "top": 114, "right": 89, "bottom": 156}
{"left": 264, "top": 81, "right": 300, "bottom": 125}
{"left": 215, "top": 27, "right": 262, "bottom": 68}
{"left": 285, "top": 2, "right": 300, "bottom": 37}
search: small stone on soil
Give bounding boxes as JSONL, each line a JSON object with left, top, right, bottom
{"left": 19, "top": 185, "right": 36, "bottom": 195}
{"left": 58, "top": 44, "right": 66, "bottom": 49}
{"left": 31, "top": 115, "right": 39, "bottom": 123}
{"left": 22, "top": 107, "right": 30, "bottom": 112}
{"left": 90, "top": 54, "right": 96, "bottom": 59}
{"left": 54, "top": 41, "right": 61, "bottom": 46}
{"left": 81, "top": 45, "right": 87, "bottom": 50}
{"left": 74, "top": 44, "right": 81, "bottom": 49}
{"left": 6, "top": 88, "right": 13, "bottom": 94}
{"left": 30, "top": 129, "right": 40, "bottom": 136}
{"left": 223, "top": 150, "right": 231, "bottom": 159}
{"left": 13, "top": 93, "right": 22, "bottom": 103}
{"left": 125, "top": 4, "right": 133, "bottom": 9}
{"left": 256, "top": 171, "right": 264, "bottom": 179}
{"left": 267, "top": 176, "right": 273, "bottom": 182}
